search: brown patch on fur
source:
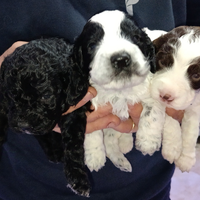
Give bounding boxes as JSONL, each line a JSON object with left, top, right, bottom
{"left": 153, "top": 26, "right": 194, "bottom": 72}
{"left": 171, "top": 26, "right": 189, "bottom": 38}
{"left": 153, "top": 32, "right": 175, "bottom": 53}
{"left": 156, "top": 52, "right": 174, "bottom": 71}
{"left": 191, "top": 26, "right": 200, "bottom": 41}
{"left": 154, "top": 34, "right": 179, "bottom": 71}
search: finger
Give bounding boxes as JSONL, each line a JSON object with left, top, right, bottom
{"left": 166, "top": 107, "right": 184, "bottom": 122}
{"left": 52, "top": 124, "right": 61, "bottom": 133}
{"left": 62, "top": 87, "right": 97, "bottom": 115}
{"left": 108, "top": 117, "right": 138, "bottom": 133}
{"left": 128, "top": 103, "right": 143, "bottom": 119}
{"left": 86, "top": 114, "right": 120, "bottom": 133}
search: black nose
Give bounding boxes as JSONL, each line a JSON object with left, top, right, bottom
{"left": 110, "top": 52, "right": 131, "bottom": 69}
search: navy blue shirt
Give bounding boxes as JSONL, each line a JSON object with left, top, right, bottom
{"left": 0, "top": 0, "right": 187, "bottom": 199}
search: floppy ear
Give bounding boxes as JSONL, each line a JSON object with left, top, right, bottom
{"left": 59, "top": 59, "right": 90, "bottom": 113}
{"left": 153, "top": 33, "right": 173, "bottom": 54}
{"left": 141, "top": 33, "right": 156, "bottom": 73}
{"left": 153, "top": 26, "right": 188, "bottom": 54}
{"left": 145, "top": 41, "right": 156, "bottom": 73}
{"left": 61, "top": 36, "right": 91, "bottom": 108}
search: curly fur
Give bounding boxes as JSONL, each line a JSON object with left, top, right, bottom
{"left": 0, "top": 37, "right": 92, "bottom": 196}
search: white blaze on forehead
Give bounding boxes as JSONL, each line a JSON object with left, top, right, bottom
{"left": 90, "top": 10, "right": 125, "bottom": 35}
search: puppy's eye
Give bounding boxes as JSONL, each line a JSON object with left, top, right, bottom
{"left": 132, "top": 35, "right": 141, "bottom": 43}
{"left": 192, "top": 73, "right": 200, "bottom": 81}
{"left": 88, "top": 42, "right": 96, "bottom": 52}
{"left": 188, "top": 64, "right": 200, "bottom": 82}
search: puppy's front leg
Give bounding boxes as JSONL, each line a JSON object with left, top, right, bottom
{"left": 34, "top": 131, "right": 64, "bottom": 163}
{"left": 135, "top": 100, "right": 165, "bottom": 155}
{"left": 175, "top": 107, "right": 200, "bottom": 172}
{"left": 59, "top": 107, "right": 90, "bottom": 197}
{"left": 162, "top": 114, "right": 182, "bottom": 164}
{"left": 84, "top": 129, "right": 106, "bottom": 172}
{"left": 104, "top": 128, "right": 132, "bottom": 172}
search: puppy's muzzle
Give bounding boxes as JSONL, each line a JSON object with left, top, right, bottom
{"left": 111, "top": 52, "right": 131, "bottom": 69}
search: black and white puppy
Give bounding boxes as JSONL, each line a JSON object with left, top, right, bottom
{"left": 151, "top": 26, "right": 200, "bottom": 172}
{"left": 82, "top": 10, "right": 165, "bottom": 172}
{"left": 0, "top": 38, "right": 91, "bottom": 196}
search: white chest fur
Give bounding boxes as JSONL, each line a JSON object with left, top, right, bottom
{"left": 90, "top": 73, "right": 152, "bottom": 120}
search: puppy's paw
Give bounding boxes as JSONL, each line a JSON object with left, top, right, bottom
{"left": 118, "top": 134, "right": 134, "bottom": 154}
{"left": 162, "top": 141, "right": 182, "bottom": 164}
{"left": 175, "top": 154, "right": 196, "bottom": 172}
{"left": 135, "top": 133, "right": 161, "bottom": 156}
{"left": 67, "top": 175, "right": 91, "bottom": 197}
{"left": 84, "top": 147, "right": 106, "bottom": 172}
{"left": 108, "top": 152, "right": 132, "bottom": 172}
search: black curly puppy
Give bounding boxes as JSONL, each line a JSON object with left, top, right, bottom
{"left": 0, "top": 37, "right": 91, "bottom": 197}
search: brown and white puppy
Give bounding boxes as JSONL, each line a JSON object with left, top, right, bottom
{"left": 151, "top": 26, "right": 200, "bottom": 172}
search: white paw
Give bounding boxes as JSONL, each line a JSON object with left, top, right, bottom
{"left": 162, "top": 141, "right": 182, "bottom": 164}
{"left": 107, "top": 152, "right": 132, "bottom": 172}
{"left": 84, "top": 146, "right": 106, "bottom": 172}
{"left": 135, "top": 133, "right": 161, "bottom": 156}
{"left": 175, "top": 154, "right": 196, "bottom": 172}
{"left": 118, "top": 134, "right": 133, "bottom": 154}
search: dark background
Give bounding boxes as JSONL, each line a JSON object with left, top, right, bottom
{"left": 187, "top": 0, "right": 200, "bottom": 25}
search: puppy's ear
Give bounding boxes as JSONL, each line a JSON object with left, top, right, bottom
{"left": 152, "top": 26, "right": 185, "bottom": 54}
{"left": 146, "top": 42, "right": 156, "bottom": 73}
{"left": 141, "top": 33, "right": 156, "bottom": 73}
{"left": 153, "top": 33, "right": 173, "bottom": 54}
{"left": 72, "top": 44, "right": 84, "bottom": 71}
{"left": 60, "top": 65, "right": 89, "bottom": 113}
{"left": 62, "top": 37, "right": 90, "bottom": 107}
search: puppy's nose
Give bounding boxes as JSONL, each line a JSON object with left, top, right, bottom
{"left": 111, "top": 52, "right": 131, "bottom": 69}
{"left": 160, "top": 93, "right": 174, "bottom": 103}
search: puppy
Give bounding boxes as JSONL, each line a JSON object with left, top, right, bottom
{"left": 82, "top": 10, "right": 166, "bottom": 172}
{"left": 0, "top": 38, "right": 92, "bottom": 196}
{"left": 151, "top": 26, "right": 200, "bottom": 172}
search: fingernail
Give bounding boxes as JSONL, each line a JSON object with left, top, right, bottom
{"left": 83, "top": 92, "right": 94, "bottom": 103}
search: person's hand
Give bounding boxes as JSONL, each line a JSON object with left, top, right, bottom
{"left": 166, "top": 107, "right": 184, "bottom": 122}
{"left": 128, "top": 103, "right": 184, "bottom": 126}
{"left": 0, "top": 41, "right": 28, "bottom": 66}
{"left": 85, "top": 103, "right": 137, "bottom": 134}
{"left": 54, "top": 101, "right": 137, "bottom": 134}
